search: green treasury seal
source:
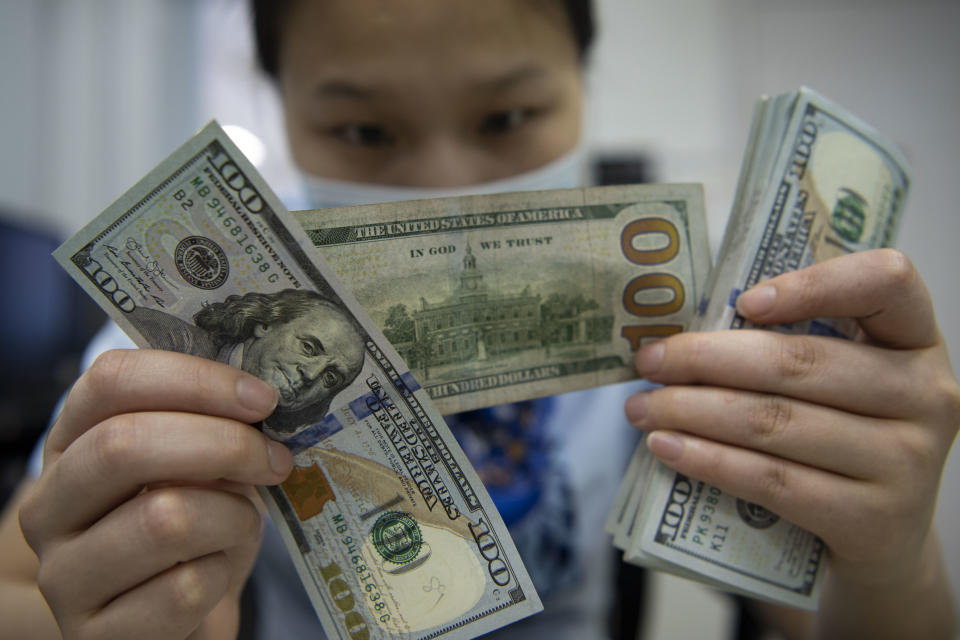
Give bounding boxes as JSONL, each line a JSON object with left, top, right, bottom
{"left": 371, "top": 511, "right": 423, "bottom": 565}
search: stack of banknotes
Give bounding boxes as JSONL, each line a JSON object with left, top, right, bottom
{"left": 605, "top": 87, "right": 910, "bottom": 609}
{"left": 54, "top": 86, "right": 908, "bottom": 635}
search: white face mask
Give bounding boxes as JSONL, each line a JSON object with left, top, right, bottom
{"left": 292, "top": 145, "right": 586, "bottom": 210}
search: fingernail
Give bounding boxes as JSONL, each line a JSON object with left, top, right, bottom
{"left": 237, "top": 375, "right": 278, "bottom": 414}
{"left": 636, "top": 342, "right": 665, "bottom": 377}
{"left": 647, "top": 431, "right": 684, "bottom": 461}
{"left": 736, "top": 284, "right": 776, "bottom": 317}
{"left": 267, "top": 440, "right": 293, "bottom": 476}
{"left": 624, "top": 393, "right": 649, "bottom": 428}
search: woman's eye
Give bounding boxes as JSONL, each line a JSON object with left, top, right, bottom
{"left": 332, "top": 123, "right": 395, "bottom": 148}
{"left": 479, "top": 108, "right": 536, "bottom": 135}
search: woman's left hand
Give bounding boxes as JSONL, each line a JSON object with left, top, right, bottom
{"left": 624, "top": 248, "right": 960, "bottom": 591}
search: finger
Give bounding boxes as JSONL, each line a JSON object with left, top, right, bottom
{"left": 625, "top": 386, "right": 901, "bottom": 480}
{"left": 76, "top": 551, "right": 232, "bottom": 640}
{"left": 634, "top": 329, "right": 927, "bottom": 418}
{"left": 644, "top": 429, "right": 866, "bottom": 542}
{"left": 46, "top": 349, "right": 278, "bottom": 464}
{"left": 735, "top": 249, "right": 939, "bottom": 350}
{"left": 37, "top": 486, "right": 262, "bottom": 615}
{"left": 21, "top": 415, "right": 291, "bottom": 544}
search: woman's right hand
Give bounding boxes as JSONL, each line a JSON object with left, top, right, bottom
{"left": 18, "top": 349, "right": 293, "bottom": 640}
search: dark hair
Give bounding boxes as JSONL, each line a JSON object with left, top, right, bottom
{"left": 251, "top": 0, "right": 596, "bottom": 81}
{"left": 194, "top": 288, "right": 352, "bottom": 348}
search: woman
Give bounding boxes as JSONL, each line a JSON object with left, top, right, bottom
{"left": 1, "top": 1, "right": 957, "bottom": 638}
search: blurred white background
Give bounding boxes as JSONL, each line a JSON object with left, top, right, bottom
{"left": 0, "top": 1, "right": 957, "bottom": 637}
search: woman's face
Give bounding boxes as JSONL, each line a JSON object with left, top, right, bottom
{"left": 278, "top": 0, "right": 584, "bottom": 187}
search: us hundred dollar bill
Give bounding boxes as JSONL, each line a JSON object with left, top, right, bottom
{"left": 697, "top": 87, "right": 908, "bottom": 336}
{"left": 54, "top": 122, "right": 542, "bottom": 638}
{"left": 294, "top": 184, "right": 711, "bottom": 414}
{"left": 611, "top": 88, "right": 910, "bottom": 609}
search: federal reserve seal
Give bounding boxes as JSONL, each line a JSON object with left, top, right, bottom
{"left": 736, "top": 499, "right": 780, "bottom": 529}
{"left": 174, "top": 236, "right": 229, "bottom": 289}
{"left": 371, "top": 511, "right": 422, "bottom": 565}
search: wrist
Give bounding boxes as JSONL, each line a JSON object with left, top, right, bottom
{"left": 829, "top": 529, "right": 945, "bottom": 593}
{"left": 817, "top": 532, "right": 955, "bottom": 640}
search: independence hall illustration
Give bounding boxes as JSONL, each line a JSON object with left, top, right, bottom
{"left": 406, "top": 245, "right": 611, "bottom": 368}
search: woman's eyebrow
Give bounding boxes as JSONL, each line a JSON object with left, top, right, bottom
{"left": 313, "top": 80, "right": 378, "bottom": 101}
{"left": 477, "top": 64, "right": 548, "bottom": 92}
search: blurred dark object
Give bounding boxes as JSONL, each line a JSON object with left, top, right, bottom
{"left": 733, "top": 596, "right": 767, "bottom": 640}
{"left": 592, "top": 153, "right": 655, "bottom": 186}
{"left": 0, "top": 216, "right": 105, "bottom": 507}
{"left": 608, "top": 548, "right": 649, "bottom": 639}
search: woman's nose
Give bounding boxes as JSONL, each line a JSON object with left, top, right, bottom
{"left": 392, "top": 135, "right": 490, "bottom": 187}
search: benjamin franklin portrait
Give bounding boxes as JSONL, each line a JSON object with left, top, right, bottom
{"left": 129, "top": 288, "right": 366, "bottom": 437}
